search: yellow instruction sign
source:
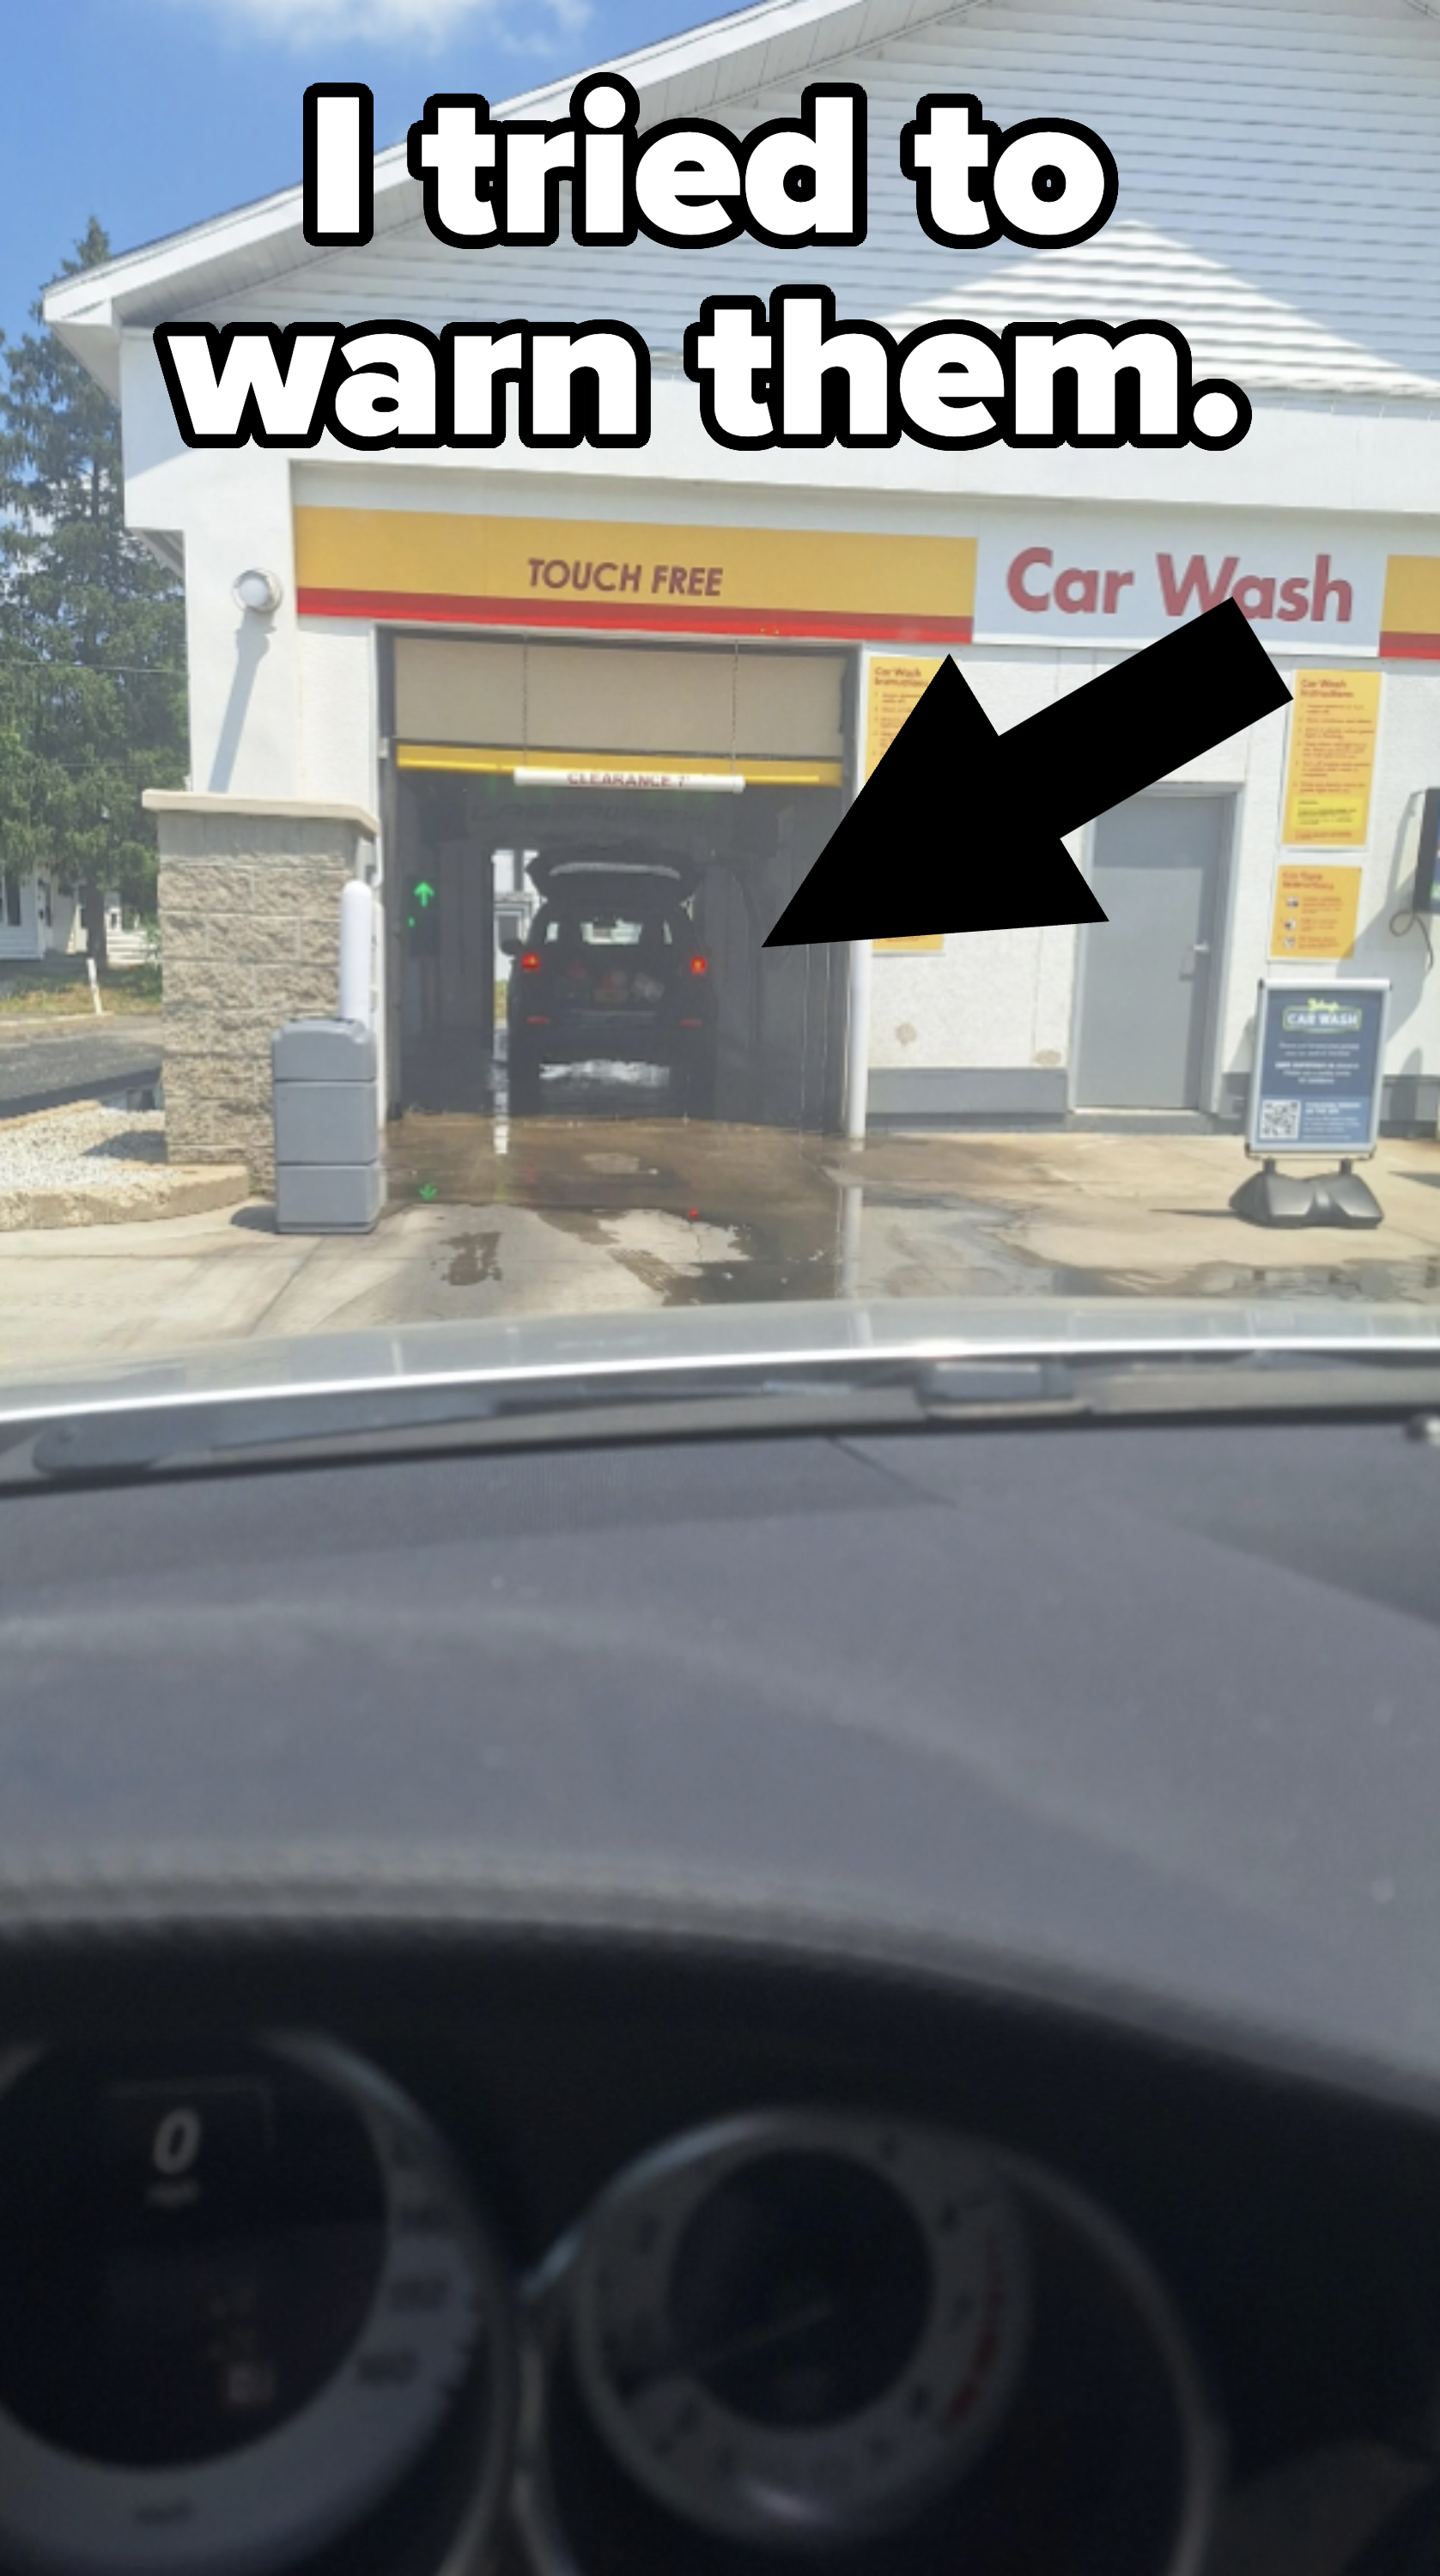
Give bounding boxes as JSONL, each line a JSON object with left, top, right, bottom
{"left": 1269, "top": 862, "right": 1362, "bottom": 960}
{"left": 864, "top": 654, "right": 945, "bottom": 780}
{"left": 866, "top": 657, "right": 947, "bottom": 951}
{"left": 1282, "top": 670, "right": 1381, "bottom": 847}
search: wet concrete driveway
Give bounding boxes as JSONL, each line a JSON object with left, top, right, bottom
{"left": 389, "top": 1113, "right": 867, "bottom": 1305}
{"left": 386, "top": 1112, "right": 1440, "bottom": 1309}
{"left": 8, "top": 1113, "right": 1440, "bottom": 1372}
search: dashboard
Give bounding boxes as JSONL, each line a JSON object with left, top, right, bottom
{"left": 4, "top": 1406, "right": 1440, "bottom": 2574}
{"left": 1, "top": 1943, "right": 1439, "bottom": 2576}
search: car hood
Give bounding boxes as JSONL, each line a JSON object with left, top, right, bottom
{"left": 2, "top": 1294, "right": 1440, "bottom": 1421}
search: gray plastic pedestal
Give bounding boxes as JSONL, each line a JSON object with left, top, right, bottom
{"left": 275, "top": 1160, "right": 385, "bottom": 1232}
{"left": 272, "top": 1018, "right": 383, "bottom": 1234}
{"left": 1230, "top": 1157, "right": 1382, "bottom": 1229}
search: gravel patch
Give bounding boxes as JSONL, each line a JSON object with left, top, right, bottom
{"left": 0, "top": 1104, "right": 249, "bottom": 1230}
{"left": 0, "top": 1103, "right": 167, "bottom": 1194}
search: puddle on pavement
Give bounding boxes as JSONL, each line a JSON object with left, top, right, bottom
{"left": 392, "top": 1112, "right": 998, "bottom": 1306}
{"left": 532, "top": 1203, "right": 841, "bottom": 1305}
{"left": 446, "top": 1230, "right": 504, "bottom": 1288}
{"left": 389, "top": 1113, "right": 1440, "bottom": 1309}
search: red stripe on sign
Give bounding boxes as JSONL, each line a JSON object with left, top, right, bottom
{"left": 296, "top": 587, "right": 973, "bottom": 645}
{"left": 1380, "top": 630, "right": 1440, "bottom": 659}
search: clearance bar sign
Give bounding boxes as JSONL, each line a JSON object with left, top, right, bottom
{"left": 295, "top": 508, "right": 975, "bottom": 646}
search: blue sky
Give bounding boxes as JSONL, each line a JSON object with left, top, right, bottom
{"left": 1, "top": 0, "right": 718, "bottom": 351}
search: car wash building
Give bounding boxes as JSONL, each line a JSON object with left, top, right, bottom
{"left": 45, "top": 0, "right": 1440, "bottom": 1178}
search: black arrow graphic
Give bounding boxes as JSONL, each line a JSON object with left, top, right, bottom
{"left": 764, "top": 597, "right": 1291, "bottom": 946}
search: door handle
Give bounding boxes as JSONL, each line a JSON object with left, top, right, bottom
{"left": 1192, "top": 942, "right": 1212, "bottom": 955}
{"left": 1180, "top": 940, "right": 1211, "bottom": 983}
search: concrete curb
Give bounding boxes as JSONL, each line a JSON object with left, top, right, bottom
{"left": 0, "top": 1166, "right": 251, "bottom": 1233}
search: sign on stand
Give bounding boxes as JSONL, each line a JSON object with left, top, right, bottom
{"left": 1234, "top": 978, "right": 1389, "bottom": 1228}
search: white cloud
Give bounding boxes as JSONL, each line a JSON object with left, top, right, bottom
{"left": 183, "top": 0, "right": 588, "bottom": 52}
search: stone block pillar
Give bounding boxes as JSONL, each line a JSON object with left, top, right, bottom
{"left": 143, "top": 794, "right": 380, "bottom": 1189}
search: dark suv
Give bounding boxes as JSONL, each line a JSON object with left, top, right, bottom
{"left": 505, "top": 848, "right": 717, "bottom": 1116}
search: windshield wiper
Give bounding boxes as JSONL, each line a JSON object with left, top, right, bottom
{"left": 4, "top": 1366, "right": 935, "bottom": 1484}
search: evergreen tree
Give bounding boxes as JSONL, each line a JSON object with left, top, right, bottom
{"left": 0, "top": 219, "right": 188, "bottom": 968}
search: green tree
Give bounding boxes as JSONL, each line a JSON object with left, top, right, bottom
{"left": 0, "top": 219, "right": 187, "bottom": 969}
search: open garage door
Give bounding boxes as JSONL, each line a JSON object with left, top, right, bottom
{"left": 386, "top": 636, "right": 851, "bottom": 1130}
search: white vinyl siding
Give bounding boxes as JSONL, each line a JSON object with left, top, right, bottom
{"left": 0, "top": 873, "right": 48, "bottom": 963}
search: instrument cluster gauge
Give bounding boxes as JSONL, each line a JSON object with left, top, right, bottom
{"left": 0, "top": 2037, "right": 516, "bottom": 2576}
{"left": 559, "top": 2108, "right": 1030, "bottom": 2550}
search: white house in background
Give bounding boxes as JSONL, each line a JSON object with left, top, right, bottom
{"left": 0, "top": 870, "right": 76, "bottom": 963}
{"left": 39, "top": 0, "right": 1440, "bottom": 1139}
{"left": 0, "top": 869, "right": 148, "bottom": 967}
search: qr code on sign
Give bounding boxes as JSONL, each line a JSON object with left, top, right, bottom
{"left": 1257, "top": 1098, "right": 1302, "bottom": 1142}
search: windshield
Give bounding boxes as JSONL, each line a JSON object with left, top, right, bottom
{"left": 3, "top": 0, "right": 1439, "bottom": 1390}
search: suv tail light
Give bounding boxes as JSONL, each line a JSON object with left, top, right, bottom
{"left": 520, "top": 951, "right": 542, "bottom": 972}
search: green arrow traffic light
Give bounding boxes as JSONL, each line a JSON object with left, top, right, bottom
{"left": 412, "top": 879, "right": 436, "bottom": 908}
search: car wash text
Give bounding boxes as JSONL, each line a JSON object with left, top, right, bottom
{"left": 1006, "top": 549, "right": 1354, "bottom": 625}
